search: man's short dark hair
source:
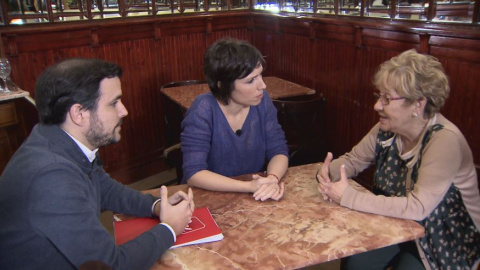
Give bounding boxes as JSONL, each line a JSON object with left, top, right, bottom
{"left": 204, "top": 38, "right": 266, "bottom": 105}
{"left": 35, "top": 58, "right": 123, "bottom": 125}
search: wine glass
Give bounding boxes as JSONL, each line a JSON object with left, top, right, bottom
{"left": 0, "top": 58, "right": 12, "bottom": 93}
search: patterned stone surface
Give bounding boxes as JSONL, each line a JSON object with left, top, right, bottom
{"left": 149, "top": 163, "right": 425, "bottom": 270}
{"left": 160, "top": 77, "right": 316, "bottom": 109}
{"left": 0, "top": 89, "right": 29, "bottom": 102}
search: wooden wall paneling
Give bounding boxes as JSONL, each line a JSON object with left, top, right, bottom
{"left": 251, "top": 14, "right": 278, "bottom": 33}
{"left": 12, "top": 53, "right": 50, "bottom": 95}
{"left": 311, "top": 39, "right": 355, "bottom": 157}
{"left": 8, "top": 46, "right": 102, "bottom": 137}
{"left": 7, "top": 30, "right": 92, "bottom": 54}
{"left": 430, "top": 47, "right": 480, "bottom": 65}
{"left": 260, "top": 18, "right": 480, "bottom": 183}
{"left": 210, "top": 15, "right": 250, "bottom": 32}
{"left": 106, "top": 37, "right": 169, "bottom": 183}
{"left": 354, "top": 46, "right": 389, "bottom": 131}
{"left": 313, "top": 21, "right": 355, "bottom": 44}
{"left": 436, "top": 59, "right": 480, "bottom": 164}
{"left": 361, "top": 28, "right": 420, "bottom": 51}
{"left": 11, "top": 45, "right": 99, "bottom": 92}
{"left": 339, "top": 47, "right": 401, "bottom": 153}
{"left": 153, "top": 40, "right": 168, "bottom": 148}
{"left": 155, "top": 32, "right": 205, "bottom": 153}
{"left": 252, "top": 29, "right": 282, "bottom": 78}
{"left": 252, "top": 15, "right": 289, "bottom": 78}
{"left": 429, "top": 36, "right": 480, "bottom": 63}
{"left": 308, "top": 21, "right": 360, "bottom": 158}
{"left": 97, "top": 23, "right": 155, "bottom": 44}
{"left": 1, "top": 13, "right": 480, "bottom": 183}
{"left": 350, "top": 48, "right": 376, "bottom": 152}
{"left": 125, "top": 40, "right": 161, "bottom": 162}
{"left": 276, "top": 33, "right": 315, "bottom": 93}
{"left": 428, "top": 35, "right": 480, "bottom": 164}
{"left": 270, "top": 18, "right": 316, "bottom": 87}
{"left": 159, "top": 19, "right": 208, "bottom": 37}
{"left": 347, "top": 45, "right": 382, "bottom": 189}
{"left": 205, "top": 28, "right": 252, "bottom": 45}
{"left": 429, "top": 35, "right": 480, "bottom": 53}
{"left": 94, "top": 39, "right": 166, "bottom": 183}
{"left": 474, "top": 0, "right": 480, "bottom": 23}
{"left": 277, "top": 17, "right": 312, "bottom": 37}
{"left": 0, "top": 24, "right": 171, "bottom": 184}
{"left": 10, "top": 45, "right": 101, "bottom": 121}
{"left": 156, "top": 33, "right": 206, "bottom": 84}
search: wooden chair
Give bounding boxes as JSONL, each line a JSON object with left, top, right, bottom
{"left": 163, "top": 143, "right": 183, "bottom": 184}
{"left": 161, "top": 80, "right": 205, "bottom": 183}
{"left": 161, "top": 80, "right": 206, "bottom": 146}
{"left": 273, "top": 95, "right": 327, "bottom": 167}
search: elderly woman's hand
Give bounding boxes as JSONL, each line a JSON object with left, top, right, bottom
{"left": 316, "top": 152, "right": 333, "bottom": 201}
{"left": 318, "top": 164, "right": 349, "bottom": 204}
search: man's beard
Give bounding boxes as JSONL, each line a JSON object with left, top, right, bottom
{"left": 86, "top": 112, "right": 121, "bottom": 148}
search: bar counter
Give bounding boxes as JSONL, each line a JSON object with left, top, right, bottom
{"left": 145, "top": 163, "right": 425, "bottom": 270}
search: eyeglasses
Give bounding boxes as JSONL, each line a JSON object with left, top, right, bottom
{"left": 373, "top": 93, "right": 406, "bottom": 105}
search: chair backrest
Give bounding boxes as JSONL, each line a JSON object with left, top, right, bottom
{"left": 161, "top": 80, "right": 206, "bottom": 183}
{"left": 161, "top": 80, "right": 206, "bottom": 146}
{"left": 163, "top": 143, "right": 183, "bottom": 184}
{"left": 273, "top": 95, "right": 327, "bottom": 166}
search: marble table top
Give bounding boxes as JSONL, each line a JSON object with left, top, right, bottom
{"left": 0, "top": 88, "right": 36, "bottom": 106}
{"left": 147, "top": 163, "right": 425, "bottom": 270}
{"left": 160, "top": 77, "right": 316, "bottom": 110}
{"left": 0, "top": 89, "right": 29, "bottom": 102}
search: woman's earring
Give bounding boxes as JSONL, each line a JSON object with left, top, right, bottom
{"left": 412, "top": 112, "right": 418, "bottom": 117}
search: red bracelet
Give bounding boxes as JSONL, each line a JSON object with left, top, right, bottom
{"left": 267, "top": 173, "right": 280, "bottom": 181}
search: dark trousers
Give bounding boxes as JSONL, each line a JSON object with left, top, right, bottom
{"left": 341, "top": 241, "right": 425, "bottom": 270}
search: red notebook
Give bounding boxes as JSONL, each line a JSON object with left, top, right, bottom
{"left": 114, "top": 207, "right": 223, "bottom": 248}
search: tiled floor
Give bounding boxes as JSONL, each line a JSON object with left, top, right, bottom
{"left": 101, "top": 169, "right": 341, "bottom": 270}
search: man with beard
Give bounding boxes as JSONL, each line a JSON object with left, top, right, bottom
{"left": 0, "top": 58, "right": 194, "bottom": 270}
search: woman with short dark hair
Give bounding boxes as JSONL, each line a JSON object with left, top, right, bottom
{"left": 181, "top": 38, "right": 288, "bottom": 201}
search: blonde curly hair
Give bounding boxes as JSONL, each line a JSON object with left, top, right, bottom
{"left": 373, "top": 49, "right": 450, "bottom": 118}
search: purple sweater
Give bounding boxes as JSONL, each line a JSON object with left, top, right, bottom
{"left": 181, "top": 90, "right": 288, "bottom": 183}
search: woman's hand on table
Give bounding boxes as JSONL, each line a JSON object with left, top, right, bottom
{"left": 316, "top": 152, "right": 333, "bottom": 201}
{"left": 159, "top": 186, "right": 195, "bottom": 236}
{"left": 321, "top": 165, "right": 349, "bottom": 204}
{"left": 251, "top": 174, "right": 285, "bottom": 201}
{"left": 316, "top": 152, "right": 349, "bottom": 204}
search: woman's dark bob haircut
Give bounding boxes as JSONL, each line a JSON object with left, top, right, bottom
{"left": 204, "top": 38, "right": 266, "bottom": 105}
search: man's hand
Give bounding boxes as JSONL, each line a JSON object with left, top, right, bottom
{"left": 159, "top": 186, "right": 194, "bottom": 236}
{"left": 167, "top": 188, "right": 195, "bottom": 212}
